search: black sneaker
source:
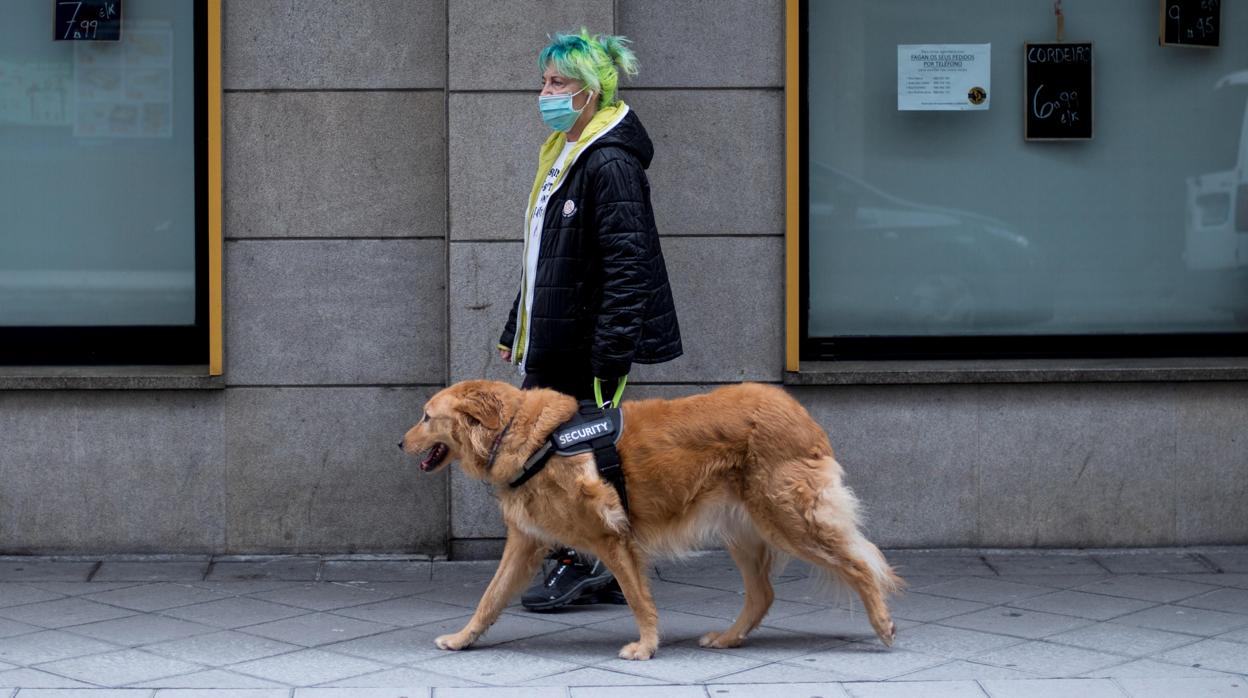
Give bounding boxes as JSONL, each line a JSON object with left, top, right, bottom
{"left": 521, "top": 550, "right": 615, "bottom": 612}
{"left": 572, "top": 577, "right": 628, "bottom": 605}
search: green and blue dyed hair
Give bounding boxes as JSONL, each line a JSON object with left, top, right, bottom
{"left": 539, "top": 29, "right": 639, "bottom": 107}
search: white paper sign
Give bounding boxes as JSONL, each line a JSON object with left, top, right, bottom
{"left": 897, "top": 44, "right": 991, "bottom": 111}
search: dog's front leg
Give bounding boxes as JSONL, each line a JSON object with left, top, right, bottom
{"left": 434, "top": 528, "right": 544, "bottom": 651}
{"left": 594, "top": 539, "right": 660, "bottom": 660}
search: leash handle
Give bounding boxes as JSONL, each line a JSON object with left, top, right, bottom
{"left": 593, "top": 376, "right": 628, "bottom": 408}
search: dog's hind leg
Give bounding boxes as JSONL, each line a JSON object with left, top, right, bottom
{"left": 744, "top": 458, "right": 901, "bottom": 646}
{"left": 590, "top": 538, "right": 660, "bottom": 660}
{"left": 435, "top": 527, "right": 546, "bottom": 651}
{"left": 699, "top": 532, "right": 774, "bottom": 649}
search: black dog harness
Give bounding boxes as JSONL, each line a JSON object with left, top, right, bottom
{"left": 508, "top": 401, "right": 629, "bottom": 512}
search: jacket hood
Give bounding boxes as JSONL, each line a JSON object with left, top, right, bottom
{"left": 586, "top": 109, "right": 653, "bottom": 169}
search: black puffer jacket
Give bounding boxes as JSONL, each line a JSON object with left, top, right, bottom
{"left": 499, "top": 109, "right": 682, "bottom": 379}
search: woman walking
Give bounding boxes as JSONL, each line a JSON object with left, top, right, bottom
{"left": 497, "top": 29, "right": 682, "bottom": 610}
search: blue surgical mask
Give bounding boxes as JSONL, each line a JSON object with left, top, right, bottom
{"left": 538, "top": 86, "right": 593, "bottom": 132}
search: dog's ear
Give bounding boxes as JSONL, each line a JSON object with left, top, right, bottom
{"left": 456, "top": 386, "right": 503, "bottom": 431}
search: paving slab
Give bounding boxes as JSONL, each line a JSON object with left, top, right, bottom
{"left": 320, "top": 561, "right": 433, "bottom": 583}
{"left": 592, "top": 644, "right": 768, "bottom": 684}
{"left": 92, "top": 563, "right": 211, "bottom": 583}
{"left": 80, "top": 584, "right": 229, "bottom": 613}
{"left": 205, "top": 559, "right": 321, "bottom": 582}
{"left": 1044, "top": 622, "right": 1201, "bottom": 657}
{"left": 0, "top": 667, "right": 94, "bottom": 687}
{"left": 890, "top": 623, "right": 1024, "bottom": 660}
{"left": 153, "top": 689, "right": 289, "bottom": 697}
{"left": 983, "top": 554, "right": 1109, "bottom": 577}
{"left": 136, "top": 670, "right": 287, "bottom": 689}
{"left": 316, "top": 665, "right": 483, "bottom": 687}
{"left": 227, "top": 648, "right": 388, "bottom": 687}
{"left": 895, "top": 660, "right": 1037, "bottom": 681}
{"left": 971, "top": 641, "right": 1127, "bottom": 678}
{"left": 0, "top": 618, "right": 43, "bottom": 639}
{"left": 1114, "top": 677, "right": 1248, "bottom": 696}
{"left": 847, "top": 681, "right": 989, "bottom": 697}
{"left": 12, "top": 691, "right": 152, "bottom": 697}
{"left": 1156, "top": 637, "right": 1248, "bottom": 675}
{"left": 1203, "top": 550, "right": 1248, "bottom": 574}
{"left": 417, "top": 648, "right": 584, "bottom": 686}
{"left": 569, "top": 687, "right": 708, "bottom": 698}
{"left": 1006, "top": 590, "right": 1157, "bottom": 621}
{"left": 782, "top": 642, "right": 947, "bottom": 681}
{"left": 1071, "top": 574, "right": 1219, "bottom": 603}
{"left": 0, "top": 598, "right": 134, "bottom": 630}
{"left": 979, "top": 678, "right": 1127, "bottom": 697}
{"left": 35, "top": 648, "right": 203, "bottom": 687}
{"left": 1081, "top": 657, "right": 1238, "bottom": 678}
{"left": 296, "top": 690, "right": 435, "bottom": 698}
{"left": 142, "top": 631, "right": 301, "bottom": 666}
{"left": 159, "top": 597, "right": 308, "bottom": 630}
{"left": 913, "top": 578, "right": 1054, "bottom": 605}
{"left": 247, "top": 583, "right": 406, "bottom": 613}
{"left": 0, "top": 549, "right": 1243, "bottom": 693}
{"left": 64, "top": 615, "right": 216, "bottom": 647}
{"left": 237, "top": 612, "right": 396, "bottom": 648}
{"left": 708, "top": 681, "right": 850, "bottom": 697}
{"left": 1161, "top": 573, "right": 1248, "bottom": 590}
{"left": 519, "top": 666, "right": 666, "bottom": 686}
{"left": 0, "top": 585, "right": 64, "bottom": 609}
{"left": 0, "top": 630, "right": 119, "bottom": 666}
{"left": 434, "top": 688, "right": 568, "bottom": 698}
{"left": 0, "top": 563, "right": 96, "bottom": 583}
{"left": 938, "top": 607, "right": 1093, "bottom": 640}
{"left": 884, "top": 553, "right": 996, "bottom": 577}
{"left": 1111, "top": 604, "right": 1248, "bottom": 636}
{"left": 1091, "top": 551, "right": 1212, "bottom": 575}
{"left": 1178, "top": 587, "right": 1248, "bottom": 615}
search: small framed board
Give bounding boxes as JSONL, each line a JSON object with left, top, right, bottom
{"left": 1024, "top": 42, "right": 1093, "bottom": 141}
{"left": 54, "top": 0, "right": 122, "bottom": 41}
{"left": 1160, "top": 0, "right": 1220, "bottom": 48}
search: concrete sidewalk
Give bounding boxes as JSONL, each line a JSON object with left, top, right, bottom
{"left": 0, "top": 548, "right": 1245, "bottom": 696}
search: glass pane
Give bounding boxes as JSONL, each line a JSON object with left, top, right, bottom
{"left": 0, "top": 0, "right": 196, "bottom": 326}
{"left": 807, "top": 1, "right": 1248, "bottom": 337}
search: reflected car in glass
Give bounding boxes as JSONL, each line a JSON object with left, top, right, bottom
{"left": 808, "top": 164, "right": 1053, "bottom": 336}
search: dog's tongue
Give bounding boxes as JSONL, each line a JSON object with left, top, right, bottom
{"left": 421, "top": 443, "right": 447, "bottom": 471}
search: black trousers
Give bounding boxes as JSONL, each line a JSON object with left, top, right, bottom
{"left": 521, "top": 365, "right": 596, "bottom": 402}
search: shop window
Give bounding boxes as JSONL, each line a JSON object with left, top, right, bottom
{"left": 798, "top": 1, "right": 1248, "bottom": 360}
{"left": 0, "top": 0, "right": 214, "bottom": 365}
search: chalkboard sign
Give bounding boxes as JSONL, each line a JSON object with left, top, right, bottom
{"left": 1160, "top": 0, "right": 1220, "bottom": 48}
{"left": 1024, "top": 42, "right": 1093, "bottom": 141}
{"left": 54, "top": 0, "right": 122, "bottom": 41}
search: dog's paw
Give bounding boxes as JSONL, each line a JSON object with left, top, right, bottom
{"left": 618, "top": 641, "right": 656, "bottom": 660}
{"left": 435, "top": 631, "right": 475, "bottom": 651}
{"left": 698, "top": 630, "right": 744, "bottom": 649}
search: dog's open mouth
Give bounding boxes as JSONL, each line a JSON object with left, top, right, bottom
{"left": 421, "top": 442, "right": 449, "bottom": 472}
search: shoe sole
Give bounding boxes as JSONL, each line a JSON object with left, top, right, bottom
{"left": 521, "top": 570, "right": 616, "bottom": 612}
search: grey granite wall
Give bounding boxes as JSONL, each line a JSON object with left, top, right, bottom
{"left": 0, "top": 1, "right": 451, "bottom": 555}
{"left": 0, "top": 1, "right": 1243, "bottom": 555}
{"left": 217, "top": 0, "right": 449, "bottom": 553}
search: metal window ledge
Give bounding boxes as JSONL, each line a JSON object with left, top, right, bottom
{"left": 0, "top": 366, "right": 224, "bottom": 390}
{"left": 785, "top": 357, "right": 1248, "bottom": 385}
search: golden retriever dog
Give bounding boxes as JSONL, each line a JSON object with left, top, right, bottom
{"left": 402, "top": 380, "right": 902, "bottom": 660}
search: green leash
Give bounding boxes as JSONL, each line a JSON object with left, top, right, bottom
{"left": 593, "top": 376, "right": 628, "bottom": 408}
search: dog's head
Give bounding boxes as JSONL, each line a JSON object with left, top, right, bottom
{"left": 401, "top": 380, "right": 517, "bottom": 477}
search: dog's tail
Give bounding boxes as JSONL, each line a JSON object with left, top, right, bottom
{"left": 826, "top": 477, "right": 904, "bottom": 593}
